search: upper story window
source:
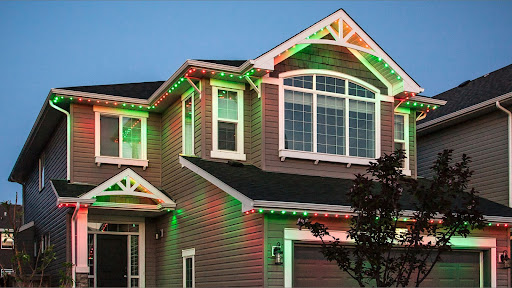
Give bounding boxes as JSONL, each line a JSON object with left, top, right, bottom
{"left": 1, "top": 230, "right": 13, "bottom": 249}
{"left": 94, "top": 106, "right": 148, "bottom": 168}
{"left": 182, "top": 89, "right": 195, "bottom": 156}
{"left": 394, "top": 112, "right": 411, "bottom": 175}
{"left": 279, "top": 71, "right": 380, "bottom": 165}
{"left": 210, "top": 79, "right": 246, "bottom": 161}
{"left": 38, "top": 153, "right": 45, "bottom": 191}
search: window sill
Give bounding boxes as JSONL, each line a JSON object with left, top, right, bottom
{"left": 95, "top": 156, "right": 149, "bottom": 169}
{"left": 401, "top": 169, "right": 412, "bottom": 177}
{"left": 210, "top": 150, "right": 247, "bottom": 161}
{"left": 278, "top": 149, "right": 375, "bottom": 166}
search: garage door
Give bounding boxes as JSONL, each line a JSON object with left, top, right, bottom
{"left": 293, "top": 244, "right": 481, "bottom": 287}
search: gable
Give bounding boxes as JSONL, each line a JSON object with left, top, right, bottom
{"left": 272, "top": 44, "right": 389, "bottom": 95}
{"left": 254, "top": 9, "right": 423, "bottom": 95}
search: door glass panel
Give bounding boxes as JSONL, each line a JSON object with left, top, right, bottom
{"left": 88, "top": 223, "right": 139, "bottom": 233}
{"left": 131, "top": 235, "right": 139, "bottom": 276}
{"left": 88, "top": 234, "right": 94, "bottom": 275}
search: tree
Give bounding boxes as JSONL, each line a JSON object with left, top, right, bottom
{"left": 297, "top": 149, "right": 485, "bottom": 287}
{"left": 1, "top": 193, "right": 56, "bottom": 287}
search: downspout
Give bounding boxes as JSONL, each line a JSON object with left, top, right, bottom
{"left": 48, "top": 100, "right": 71, "bottom": 180}
{"left": 71, "top": 203, "right": 80, "bottom": 288}
{"left": 496, "top": 101, "right": 512, "bottom": 207}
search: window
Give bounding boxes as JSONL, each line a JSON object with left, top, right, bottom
{"left": 38, "top": 154, "right": 45, "bottom": 191}
{"left": 182, "top": 90, "right": 195, "bottom": 155}
{"left": 94, "top": 106, "right": 148, "bottom": 168}
{"left": 211, "top": 80, "right": 246, "bottom": 161}
{"left": 280, "top": 72, "right": 380, "bottom": 165}
{"left": 1, "top": 230, "right": 13, "bottom": 249}
{"left": 394, "top": 112, "right": 410, "bottom": 175}
{"left": 182, "top": 248, "right": 195, "bottom": 288}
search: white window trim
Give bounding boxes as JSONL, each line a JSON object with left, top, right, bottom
{"left": 182, "top": 248, "right": 195, "bottom": 288}
{"left": 38, "top": 154, "right": 45, "bottom": 191}
{"left": 211, "top": 80, "right": 246, "bottom": 161}
{"left": 93, "top": 106, "right": 149, "bottom": 168}
{"left": 394, "top": 108, "right": 411, "bottom": 176}
{"left": 1, "top": 229, "right": 14, "bottom": 250}
{"left": 278, "top": 70, "right": 382, "bottom": 165}
{"left": 181, "top": 87, "right": 195, "bottom": 156}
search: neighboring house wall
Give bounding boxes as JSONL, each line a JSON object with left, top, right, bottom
{"left": 157, "top": 98, "right": 265, "bottom": 286}
{"left": 23, "top": 119, "right": 69, "bottom": 285}
{"left": 263, "top": 215, "right": 510, "bottom": 287}
{"left": 408, "top": 112, "right": 418, "bottom": 178}
{"left": 70, "top": 104, "right": 162, "bottom": 187}
{"left": 418, "top": 110, "right": 509, "bottom": 205}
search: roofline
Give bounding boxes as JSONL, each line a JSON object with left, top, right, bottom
{"left": 51, "top": 88, "right": 149, "bottom": 105}
{"left": 8, "top": 90, "right": 54, "bottom": 183}
{"left": 411, "top": 95, "right": 447, "bottom": 106}
{"left": 418, "top": 91, "right": 512, "bottom": 133}
{"left": 147, "top": 59, "right": 254, "bottom": 103}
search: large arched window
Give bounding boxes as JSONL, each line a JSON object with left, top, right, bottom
{"left": 279, "top": 71, "right": 380, "bottom": 164}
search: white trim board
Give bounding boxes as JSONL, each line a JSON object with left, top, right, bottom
{"left": 283, "top": 228, "right": 496, "bottom": 288}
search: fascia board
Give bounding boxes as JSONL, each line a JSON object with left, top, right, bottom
{"left": 51, "top": 89, "right": 149, "bottom": 105}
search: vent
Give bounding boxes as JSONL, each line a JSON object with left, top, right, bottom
{"left": 458, "top": 80, "right": 471, "bottom": 88}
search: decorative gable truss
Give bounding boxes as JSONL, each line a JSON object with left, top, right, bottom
{"left": 254, "top": 9, "right": 423, "bottom": 96}
{"left": 59, "top": 168, "right": 176, "bottom": 212}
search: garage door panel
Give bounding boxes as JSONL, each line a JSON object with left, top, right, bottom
{"left": 294, "top": 244, "right": 481, "bottom": 287}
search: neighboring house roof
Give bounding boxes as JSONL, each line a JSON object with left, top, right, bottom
{"left": 51, "top": 179, "right": 97, "bottom": 198}
{"left": 180, "top": 156, "right": 512, "bottom": 220}
{"left": 59, "top": 81, "right": 165, "bottom": 99}
{"left": 0, "top": 204, "right": 22, "bottom": 229}
{"left": 418, "top": 64, "right": 512, "bottom": 133}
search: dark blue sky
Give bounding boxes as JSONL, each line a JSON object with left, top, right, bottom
{"left": 1, "top": 1, "right": 511, "bottom": 202}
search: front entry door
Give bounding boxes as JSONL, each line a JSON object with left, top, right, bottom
{"left": 97, "top": 234, "right": 128, "bottom": 287}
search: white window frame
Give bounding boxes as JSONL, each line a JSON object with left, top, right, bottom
{"left": 181, "top": 87, "right": 196, "bottom": 156}
{"left": 279, "top": 69, "right": 389, "bottom": 165}
{"left": 38, "top": 154, "right": 45, "bottom": 191}
{"left": 394, "top": 108, "right": 411, "bottom": 176}
{"left": 210, "top": 79, "right": 246, "bottom": 161}
{"left": 94, "top": 106, "right": 149, "bottom": 168}
{"left": 182, "top": 248, "right": 195, "bottom": 288}
{"left": 1, "top": 229, "right": 14, "bottom": 250}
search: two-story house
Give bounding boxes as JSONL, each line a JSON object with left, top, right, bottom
{"left": 9, "top": 9, "right": 512, "bottom": 287}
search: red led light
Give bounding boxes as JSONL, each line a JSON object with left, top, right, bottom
{"left": 314, "top": 213, "right": 318, "bottom": 216}
{"left": 257, "top": 68, "right": 261, "bottom": 72}
{"left": 251, "top": 209, "right": 255, "bottom": 213}
{"left": 497, "top": 224, "right": 500, "bottom": 227}
{"left": 345, "top": 215, "right": 349, "bottom": 218}
{"left": 245, "top": 211, "right": 249, "bottom": 215}
{"left": 202, "top": 70, "right": 206, "bottom": 74}
{"left": 430, "top": 220, "right": 434, "bottom": 223}
{"left": 266, "top": 70, "right": 270, "bottom": 73}
{"left": 211, "top": 71, "right": 215, "bottom": 75}
{"left": 324, "top": 214, "right": 328, "bottom": 217}
{"left": 192, "top": 68, "right": 196, "bottom": 72}
{"left": 185, "top": 74, "right": 189, "bottom": 77}
{"left": 78, "top": 98, "right": 82, "bottom": 101}
{"left": 105, "top": 102, "right": 109, "bottom": 104}
{"left": 438, "top": 220, "right": 442, "bottom": 224}
{"left": 97, "top": 100, "right": 100, "bottom": 103}
{"left": 505, "top": 224, "right": 509, "bottom": 227}
{"left": 114, "top": 102, "right": 117, "bottom": 105}
{"left": 87, "top": 99, "right": 91, "bottom": 102}
{"left": 335, "top": 214, "right": 339, "bottom": 218}
{"left": 188, "top": 69, "right": 193, "bottom": 73}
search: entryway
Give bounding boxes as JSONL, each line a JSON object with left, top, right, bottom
{"left": 87, "top": 222, "right": 144, "bottom": 287}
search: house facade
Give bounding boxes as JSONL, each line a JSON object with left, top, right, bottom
{"left": 9, "top": 10, "right": 512, "bottom": 287}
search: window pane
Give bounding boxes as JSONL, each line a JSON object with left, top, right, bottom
{"left": 131, "top": 235, "right": 139, "bottom": 276}
{"left": 184, "top": 96, "right": 194, "bottom": 155}
{"left": 122, "top": 117, "right": 142, "bottom": 159}
{"left": 218, "top": 122, "right": 236, "bottom": 151}
{"left": 88, "top": 234, "right": 94, "bottom": 275}
{"left": 283, "top": 76, "right": 313, "bottom": 89}
{"left": 348, "top": 82, "right": 375, "bottom": 99}
{"left": 394, "top": 114, "right": 405, "bottom": 141}
{"left": 349, "top": 100, "right": 375, "bottom": 157}
{"left": 284, "top": 90, "right": 313, "bottom": 151}
{"left": 317, "top": 95, "right": 345, "bottom": 155}
{"left": 131, "top": 278, "right": 139, "bottom": 287}
{"left": 185, "top": 258, "right": 193, "bottom": 288}
{"left": 394, "top": 142, "right": 406, "bottom": 168}
{"left": 100, "top": 115, "right": 119, "bottom": 157}
{"left": 218, "top": 89, "right": 238, "bottom": 120}
{"left": 316, "top": 76, "right": 345, "bottom": 94}
{"left": 1, "top": 232, "right": 13, "bottom": 249}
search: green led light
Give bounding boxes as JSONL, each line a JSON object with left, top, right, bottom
{"left": 167, "top": 209, "right": 171, "bottom": 212}
{"left": 433, "top": 106, "right": 438, "bottom": 109}
{"left": 60, "top": 96, "right": 64, "bottom": 99}
{"left": 464, "top": 221, "right": 468, "bottom": 225}
{"left": 180, "top": 77, "right": 184, "bottom": 81}
{"left": 393, "top": 217, "right": 397, "bottom": 221}
{"left": 258, "top": 209, "right": 263, "bottom": 213}
{"left": 168, "top": 89, "right": 171, "bottom": 93}
{"left": 138, "top": 105, "right": 142, "bottom": 108}
{"left": 70, "top": 97, "right": 73, "bottom": 100}
{"left": 397, "top": 76, "right": 401, "bottom": 80}
{"left": 420, "top": 104, "right": 424, "bottom": 107}
{"left": 220, "top": 72, "right": 225, "bottom": 76}
{"left": 122, "top": 103, "right": 126, "bottom": 107}
{"left": 384, "top": 63, "right": 388, "bottom": 67}
{"left": 376, "top": 216, "right": 380, "bottom": 220}
{"left": 250, "top": 69, "right": 254, "bottom": 73}
{"left": 229, "top": 74, "right": 233, "bottom": 77}
{"left": 406, "top": 101, "right": 410, "bottom": 105}
{"left": 270, "top": 210, "right": 274, "bottom": 214}
{"left": 403, "top": 218, "right": 408, "bottom": 221}
{"left": 281, "top": 211, "right": 286, "bottom": 214}
{"left": 303, "top": 212, "right": 308, "bottom": 216}
{"left": 377, "top": 57, "right": 382, "bottom": 61}
{"left": 413, "top": 102, "right": 417, "bottom": 106}
{"left": 488, "top": 223, "right": 492, "bottom": 226}
{"left": 427, "top": 105, "right": 431, "bottom": 108}
{"left": 131, "top": 105, "right": 135, "bottom": 108}
{"left": 152, "top": 106, "right": 155, "bottom": 109}
{"left": 239, "top": 76, "right": 243, "bottom": 79}
{"left": 147, "top": 107, "right": 151, "bottom": 109}
{"left": 292, "top": 211, "right": 297, "bottom": 215}
{"left": 391, "top": 70, "right": 395, "bottom": 74}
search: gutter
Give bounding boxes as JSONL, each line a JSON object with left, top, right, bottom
{"left": 496, "top": 101, "right": 512, "bottom": 207}
{"left": 48, "top": 100, "right": 71, "bottom": 181}
{"left": 70, "top": 202, "right": 80, "bottom": 288}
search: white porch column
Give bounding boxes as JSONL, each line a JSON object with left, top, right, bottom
{"left": 75, "top": 207, "right": 89, "bottom": 274}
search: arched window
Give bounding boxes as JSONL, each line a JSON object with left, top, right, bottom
{"left": 280, "top": 72, "right": 380, "bottom": 163}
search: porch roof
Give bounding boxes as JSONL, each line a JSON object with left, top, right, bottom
{"left": 180, "top": 156, "right": 512, "bottom": 221}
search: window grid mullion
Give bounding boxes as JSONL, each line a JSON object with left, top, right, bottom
{"left": 118, "top": 116, "right": 123, "bottom": 158}
{"left": 345, "top": 98, "right": 350, "bottom": 156}
{"left": 312, "top": 75, "right": 317, "bottom": 153}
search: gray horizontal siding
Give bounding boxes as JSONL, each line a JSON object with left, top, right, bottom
{"left": 418, "top": 110, "right": 509, "bottom": 205}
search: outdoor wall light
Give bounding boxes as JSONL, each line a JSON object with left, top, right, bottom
{"left": 272, "top": 242, "right": 283, "bottom": 265}
{"left": 155, "top": 229, "right": 164, "bottom": 240}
